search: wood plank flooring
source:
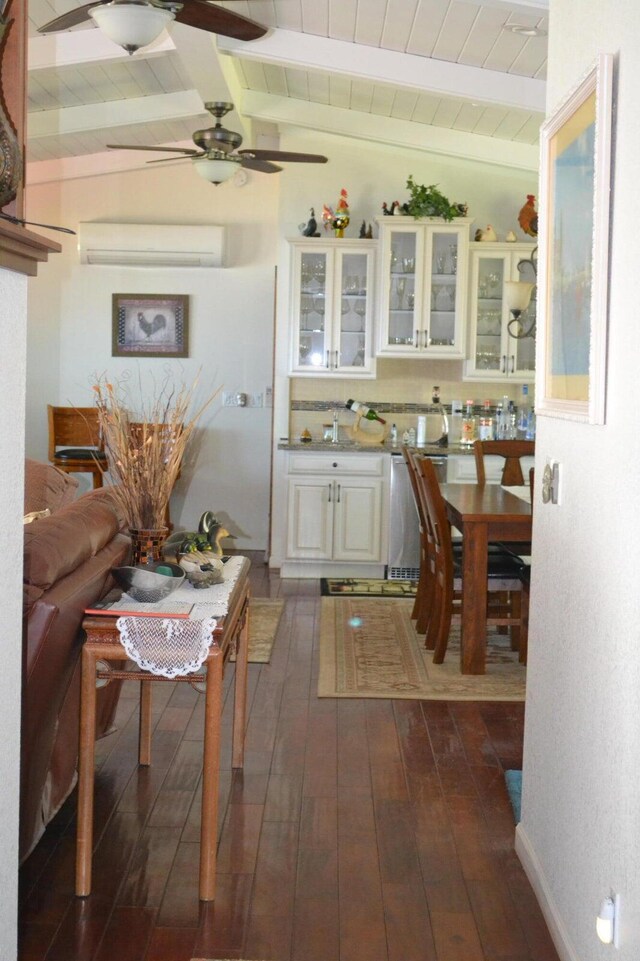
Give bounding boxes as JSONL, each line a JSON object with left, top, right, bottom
{"left": 19, "top": 553, "right": 559, "bottom": 961}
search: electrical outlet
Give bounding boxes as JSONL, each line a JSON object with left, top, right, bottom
{"left": 222, "top": 391, "right": 237, "bottom": 407}
{"left": 247, "top": 392, "right": 263, "bottom": 408}
{"left": 264, "top": 386, "right": 273, "bottom": 408}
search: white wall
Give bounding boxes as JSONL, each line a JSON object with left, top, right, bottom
{"left": 0, "top": 267, "right": 27, "bottom": 960}
{"left": 26, "top": 164, "right": 279, "bottom": 549}
{"left": 519, "top": 3, "right": 640, "bottom": 959}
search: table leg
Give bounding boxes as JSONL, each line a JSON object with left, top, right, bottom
{"left": 460, "top": 522, "right": 489, "bottom": 675}
{"left": 75, "top": 646, "right": 98, "bottom": 896}
{"left": 199, "top": 646, "right": 223, "bottom": 901}
{"left": 232, "top": 597, "right": 249, "bottom": 769}
{"left": 139, "top": 680, "right": 152, "bottom": 766}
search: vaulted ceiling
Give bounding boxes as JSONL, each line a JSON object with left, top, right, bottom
{"left": 26, "top": 0, "right": 548, "bottom": 185}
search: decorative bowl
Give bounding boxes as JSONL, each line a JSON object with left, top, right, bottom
{"left": 111, "top": 562, "right": 185, "bottom": 603}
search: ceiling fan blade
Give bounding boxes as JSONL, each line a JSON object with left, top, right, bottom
{"left": 38, "top": 1, "right": 103, "bottom": 33}
{"left": 106, "top": 144, "right": 199, "bottom": 155}
{"left": 240, "top": 157, "right": 282, "bottom": 174}
{"left": 238, "top": 149, "right": 328, "bottom": 164}
{"left": 146, "top": 154, "right": 202, "bottom": 164}
{"left": 176, "top": 1, "right": 267, "bottom": 40}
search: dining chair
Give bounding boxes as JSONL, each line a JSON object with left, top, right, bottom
{"left": 47, "top": 405, "right": 106, "bottom": 489}
{"left": 474, "top": 439, "right": 534, "bottom": 556}
{"left": 473, "top": 439, "right": 535, "bottom": 486}
{"left": 415, "top": 456, "right": 528, "bottom": 664}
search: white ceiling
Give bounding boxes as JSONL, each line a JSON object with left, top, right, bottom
{"left": 26, "top": 0, "right": 548, "bottom": 183}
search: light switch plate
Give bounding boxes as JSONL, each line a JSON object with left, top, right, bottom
{"left": 542, "top": 461, "right": 560, "bottom": 504}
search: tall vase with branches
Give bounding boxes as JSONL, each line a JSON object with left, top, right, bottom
{"left": 93, "top": 372, "right": 218, "bottom": 564}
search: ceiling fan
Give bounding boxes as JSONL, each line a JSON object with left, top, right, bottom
{"left": 38, "top": 0, "right": 267, "bottom": 55}
{"left": 107, "top": 101, "right": 328, "bottom": 184}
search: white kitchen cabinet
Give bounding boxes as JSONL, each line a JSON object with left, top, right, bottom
{"left": 282, "top": 452, "right": 389, "bottom": 577}
{"left": 464, "top": 243, "right": 537, "bottom": 382}
{"left": 376, "top": 216, "right": 472, "bottom": 358}
{"left": 289, "top": 239, "right": 377, "bottom": 377}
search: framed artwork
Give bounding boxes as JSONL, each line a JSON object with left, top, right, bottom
{"left": 536, "top": 53, "right": 613, "bottom": 424}
{"left": 112, "top": 294, "right": 189, "bottom": 358}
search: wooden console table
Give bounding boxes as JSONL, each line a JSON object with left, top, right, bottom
{"left": 75, "top": 555, "right": 250, "bottom": 901}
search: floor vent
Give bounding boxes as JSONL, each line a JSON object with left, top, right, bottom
{"left": 388, "top": 566, "right": 420, "bottom": 581}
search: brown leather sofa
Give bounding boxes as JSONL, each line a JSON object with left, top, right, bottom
{"left": 21, "top": 459, "right": 131, "bottom": 861}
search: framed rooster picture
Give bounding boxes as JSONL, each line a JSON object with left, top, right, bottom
{"left": 112, "top": 294, "right": 189, "bottom": 358}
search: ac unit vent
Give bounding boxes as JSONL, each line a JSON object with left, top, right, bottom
{"left": 78, "top": 223, "right": 225, "bottom": 268}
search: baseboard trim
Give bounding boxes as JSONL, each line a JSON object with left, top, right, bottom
{"left": 515, "top": 824, "right": 580, "bottom": 961}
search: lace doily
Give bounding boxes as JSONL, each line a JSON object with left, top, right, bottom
{"left": 116, "top": 615, "right": 218, "bottom": 679}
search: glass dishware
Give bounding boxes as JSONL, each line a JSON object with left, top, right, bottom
{"left": 354, "top": 299, "right": 367, "bottom": 330}
{"left": 436, "top": 254, "right": 446, "bottom": 274}
{"left": 449, "top": 243, "right": 458, "bottom": 274}
{"left": 395, "top": 277, "right": 406, "bottom": 309}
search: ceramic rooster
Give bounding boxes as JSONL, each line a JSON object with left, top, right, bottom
{"left": 518, "top": 194, "right": 538, "bottom": 237}
{"left": 474, "top": 225, "right": 498, "bottom": 242}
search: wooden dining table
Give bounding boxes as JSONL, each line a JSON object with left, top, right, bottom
{"left": 440, "top": 483, "right": 532, "bottom": 675}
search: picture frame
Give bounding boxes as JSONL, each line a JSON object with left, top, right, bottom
{"left": 536, "top": 53, "right": 614, "bottom": 425}
{"left": 112, "top": 294, "right": 189, "bottom": 358}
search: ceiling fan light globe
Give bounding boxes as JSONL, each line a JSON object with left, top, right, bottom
{"left": 89, "top": 3, "right": 174, "bottom": 54}
{"left": 192, "top": 157, "right": 240, "bottom": 185}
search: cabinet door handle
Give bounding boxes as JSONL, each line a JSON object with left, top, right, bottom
{"left": 510, "top": 355, "right": 515, "bottom": 374}
{"left": 325, "top": 350, "right": 330, "bottom": 369}
{"left": 501, "top": 355, "right": 507, "bottom": 373}
{"left": 336, "top": 483, "right": 341, "bottom": 503}
{"left": 334, "top": 350, "right": 339, "bottom": 368}
{"left": 414, "top": 329, "right": 419, "bottom": 348}
{"left": 327, "top": 483, "right": 332, "bottom": 503}
{"left": 422, "top": 329, "right": 429, "bottom": 348}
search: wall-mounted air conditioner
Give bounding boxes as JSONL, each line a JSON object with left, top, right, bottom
{"left": 78, "top": 222, "right": 225, "bottom": 267}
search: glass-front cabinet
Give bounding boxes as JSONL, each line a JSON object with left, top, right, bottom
{"left": 465, "top": 243, "right": 537, "bottom": 382}
{"left": 376, "top": 217, "right": 472, "bottom": 358}
{"left": 289, "top": 239, "right": 376, "bottom": 377}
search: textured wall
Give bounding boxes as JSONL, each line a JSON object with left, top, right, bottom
{"left": 0, "top": 267, "right": 27, "bottom": 960}
{"left": 520, "top": 2, "right": 640, "bottom": 958}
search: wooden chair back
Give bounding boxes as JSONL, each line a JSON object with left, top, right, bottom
{"left": 473, "top": 439, "right": 535, "bottom": 486}
{"left": 47, "top": 405, "right": 102, "bottom": 461}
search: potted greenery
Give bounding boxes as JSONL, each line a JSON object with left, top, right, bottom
{"left": 404, "top": 176, "right": 468, "bottom": 222}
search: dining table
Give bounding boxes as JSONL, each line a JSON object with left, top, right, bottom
{"left": 440, "top": 483, "right": 532, "bottom": 675}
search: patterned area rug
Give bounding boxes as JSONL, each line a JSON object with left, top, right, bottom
{"left": 318, "top": 597, "right": 525, "bottom": 701}
{"left": 230, "top": 597, "right": 284, "bottom": 663}
{"left": 321, "top": 577, "right": 417, "bottom": 597}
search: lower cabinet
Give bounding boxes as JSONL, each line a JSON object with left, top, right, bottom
{"left": 282, "top": 452, "right": 389, "bottom": 577}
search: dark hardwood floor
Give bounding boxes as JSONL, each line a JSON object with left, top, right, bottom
{"left": 19, "top": 552, "right": 559, "bottom": 961}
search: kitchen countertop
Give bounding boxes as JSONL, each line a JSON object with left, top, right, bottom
{"left": 278, "top": 441, "right": 475, "bottom": 455}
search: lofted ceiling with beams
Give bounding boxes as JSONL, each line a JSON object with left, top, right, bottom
{"left": 26, "top": 0, "right": 548, "bottom": 183}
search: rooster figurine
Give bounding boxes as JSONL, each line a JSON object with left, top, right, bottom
{"left": 518, "top": 194, "right": 538, "bottom": 237}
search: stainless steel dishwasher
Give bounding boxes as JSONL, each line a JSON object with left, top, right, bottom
{"left": 387, "top": 451, "right": 447, "bottom": 580}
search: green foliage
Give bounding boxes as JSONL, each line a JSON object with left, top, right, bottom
{"left": 405, "top": 176, "right": 468, "bottom": 222}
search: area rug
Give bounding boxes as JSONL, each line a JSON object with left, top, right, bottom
{"left": 505, "top": 769, "right": 523, "bottom": 822}
{"left": 318, "top": 597, "right": 525, "bottom": 701}
{"left": 321, "top": 577, "right": 417, "bottom": 597}
{"left": 230, "top": 597, "right": 284, "bottom": 663}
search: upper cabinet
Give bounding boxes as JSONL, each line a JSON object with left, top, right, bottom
{"left": 465, "top": 243, "right": 537, "bottom": 382}
{"left": 289, "top": 239, "right": 377, "bottom": 378}
{"left": 376, "top": 217, "right": 472, "bottom": 358}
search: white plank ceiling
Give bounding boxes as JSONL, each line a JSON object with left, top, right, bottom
{"left": 26, "top": 0, "right": 548, "bottom": 176}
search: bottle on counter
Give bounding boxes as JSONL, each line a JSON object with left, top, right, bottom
{"left": 517, "top": 385, "right": 531, "bottom": 439}
{"left": 408, "top": 427, "right": 416, "bottom": 446}
{"left": 460, "top": 400, "right": 477, "bottom": 447}
{"left": 331, "top": 410, "right": 340, "bottom": 444}
{"left": 345, "top": 398, "right": 386, "bottom": 424}
{"left": 416, "top": 415, "right": 427, "bottom": 446}
{"left": 478, "top": 400, "right": 494, "bottom": 441}
{"left": 390, "top": 423, "right": 398, "bottom": 446}
{"left": 496, "top": 395, "right": 509, "bottom": 439}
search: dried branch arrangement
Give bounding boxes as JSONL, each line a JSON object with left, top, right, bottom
{"left": 93, "top": 371, "right": 219, "bottom": 530}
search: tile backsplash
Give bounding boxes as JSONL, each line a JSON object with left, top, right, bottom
{"left": 287, "top": 357, "right": 534, "bottom": 442}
